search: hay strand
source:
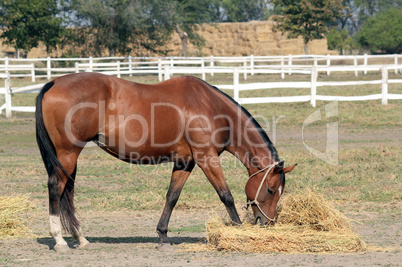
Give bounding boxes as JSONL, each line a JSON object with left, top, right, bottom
{"left": 0, "top": 194, "right": 36, "bottom": 238}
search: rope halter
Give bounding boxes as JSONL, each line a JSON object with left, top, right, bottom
{"left": 245, "top": 162, "right": 279, "bottom": 223}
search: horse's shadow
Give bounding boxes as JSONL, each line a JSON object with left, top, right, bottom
{"left": 37, "top": 236, "right": 204, "bottom": 250}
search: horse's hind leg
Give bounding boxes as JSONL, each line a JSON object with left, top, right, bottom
{"left": 68, "top": 165, "right": 89, "bottom": 249}
{"left": 157, "top": 161, "right": 195, "bottom": 245}
{"left": 48, "top": 150, "right": 87, "bottom": 251}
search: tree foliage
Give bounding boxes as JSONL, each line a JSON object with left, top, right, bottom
{"left": 221, "top": 0, "right": 270, "bottom": 22}
{"left": 167, "top": 0, "right": 215, "bottom": 57}
{"left": 0, "top": 0, "right": 65, "bottom": 54}
{"left": 357, "top": 7, "right": 402, "bottom": 54}
{"left": 70, "top": 0, "right": 173, "bottom": 56}
{"left": 327, "top": 28, "right": 356, "bottom": 54}
{"left": 354, "top": 0, "right": 400, "bottom": 28}
{"left": 272, "top": 0, "right": 347, "bottom": 54}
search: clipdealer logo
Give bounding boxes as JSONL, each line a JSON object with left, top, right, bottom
{"left": 302, "top": 101, "right": 338, "bottom": 166}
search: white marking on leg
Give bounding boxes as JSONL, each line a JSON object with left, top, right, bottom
{"left": 278, "top": 185, "right": 283, "bottom": 196}
{"left": 49, "top": 215, "right": 68, "bottom": 248}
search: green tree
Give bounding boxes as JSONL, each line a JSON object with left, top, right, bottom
{"left": 354, "top": 0, "right": 400, "bottom": 27}
{"left": 168, "top": 0, "right": 215, "bottom": 57}
{"left": 70, "top": 0, "right": 173, "bottom": 56}
{"left": 327, "top": 28, "right": 356, "bottom": 54}
{"left": 0, "top": 0, "right": 65, "bottom": 55}
{"left": 222, "top": 0, "right": 270, "bottom": 22}
{"left": 272, "top": 0, "right": 347, "bottom": 54}
{"left": 339, "top": 0, "right": 401, "bottom": 33}
{"left": 357, "top": 8, "right": 402, "bottom": 54}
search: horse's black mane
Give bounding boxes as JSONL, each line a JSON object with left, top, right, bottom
{"left": 195, "top": 77, "right": 280, "bottom": 162}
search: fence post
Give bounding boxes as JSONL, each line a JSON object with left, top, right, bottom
{"left": 381, "top": 65, "right": 388, "bottom": 105}
{"left": 233, "top": 67, "right": 240, "bottom": 102}
{"left": 75, "top": 62, "right": 79, "bottom": 73}
{"left": 354, "top": 56, "right": 358, "bottom": 77}
{"left": 128, "top": 55, "right": 133, "bottom": 77}
{"left": 31, "top": 63, "right": 35, "bottom": 82}
{"left": 4, "top": 56, "right": 9, "bottom": 76}
{"left": 164, "top": 66, "right": 170, "bottom": 80}
{"left": 201, "top": 59, "right": 206, "bottom": 80}
{"left": 158, "top": 59, "right": 162, "bottom": 82}
{"left": 243, "top": 57, "right": 247, "bottom": 80}
{"left": 364, "top": 54, "right": 368, "bottom": 75}
{"left": 310, "top": 66, "right": 317, "bottom": 107}
{"left": 89, "top": 57, "right": 93, "bottom": 72}
{"left": 288, "top": 54, "right": 292, "bottom": 75}
{"left": 5, "top": 77, "right": 11, "bottom": 118}
{"left": 117, "top": 61, "right": 121, "bottom": 78}
{"left": 326, "top": 54, "right": 331, "bottom": 76}
{"left": 210, "top": 55, "right": 214, "bottom": 77}
{"left": 394, "top": 54, "right": 398, "bottom": 75}
{"left": 47, "top": 57, "right": 51, "bottom": 80}
{"left": 250, "top": 55, "right": 254, "bottom": 76}
{"left": 281, "top": 57, "right": 285, "bottom": 79}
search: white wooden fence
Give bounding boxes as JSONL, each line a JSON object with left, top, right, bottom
{"left": 1, "top": 63, "right": 401, "bottom": 118}
{"left": 1, "top": 54, "right": 401, "bottom": 82}
{"left": 163, "top": 64, "right": 402, "bottom": 107}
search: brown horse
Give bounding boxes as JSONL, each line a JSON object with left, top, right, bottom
{"left": 35, "top": 72, "right": 296, "bottom": 252}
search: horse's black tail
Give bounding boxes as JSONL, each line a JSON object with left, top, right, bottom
{"left": 35, "top": 81, "right": 79, "bottom": 232}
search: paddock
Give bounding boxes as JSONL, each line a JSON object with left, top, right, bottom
{"left": 0, "top": 71, "right": 400, "bottom": 265}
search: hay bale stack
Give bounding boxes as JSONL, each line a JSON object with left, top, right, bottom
{"left": 0, "top": 194, "right": 36, "bottom": 238}
{"left": 206, "top": 190, "right": 366, "bottom": 253}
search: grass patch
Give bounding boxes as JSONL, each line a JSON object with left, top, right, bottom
{"left": 169, "top": 224, "right": 205, "bottom": 233}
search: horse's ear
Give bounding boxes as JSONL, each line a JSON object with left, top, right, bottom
{"left": 283, "top": 163, "right": 297, "bottom": 173}
{"left": 274, "top": 160, "right": 285, "bottom": 172}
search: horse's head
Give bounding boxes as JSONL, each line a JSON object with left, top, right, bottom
{"left": 245, "top": 161, "right": 297, "bottom": 226}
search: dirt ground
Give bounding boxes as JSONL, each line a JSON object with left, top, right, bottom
{"left": 0, "top": 206, "right": 401, "bottom": 267}
{"left": 1, "top": 125, "right": 401, "bottom": 266}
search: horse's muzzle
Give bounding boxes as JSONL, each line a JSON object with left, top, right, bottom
{"left": 254, "top": 215, "right": 276, "bottom": 226}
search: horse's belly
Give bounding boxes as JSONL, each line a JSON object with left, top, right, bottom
{"left": 97, "top": 131, "right": 192, "bottom": 165}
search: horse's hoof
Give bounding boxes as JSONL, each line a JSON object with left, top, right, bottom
{"left": 54, "top": 244, "right": 70, "bottom": 252}
{"left": 77, "top": 240, "right": 90, "bottom": 249}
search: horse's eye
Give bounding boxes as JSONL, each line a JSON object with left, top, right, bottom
{"left": 267, "top": 188, "right": 274, "bottom": 195}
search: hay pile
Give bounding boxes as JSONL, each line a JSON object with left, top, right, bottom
{"left": 206, "top": 189, "right": 366, "bottom": 253}
{"left": 0, "top": 194, "right": 36, "bottom": 238}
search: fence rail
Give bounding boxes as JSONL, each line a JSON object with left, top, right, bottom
{"left": 162, "top": 64, "right": 402, "bottom": 107}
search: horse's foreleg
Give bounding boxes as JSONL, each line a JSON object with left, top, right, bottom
{"left": 156, "top": 161, "right": 195, "bottom": 245}
{"left": 194, "top": 151, "right": 241, "bottom": 225}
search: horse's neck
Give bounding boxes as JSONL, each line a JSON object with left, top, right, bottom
{"left": 225, "top": 115, "right": 276, "bottom": 175}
